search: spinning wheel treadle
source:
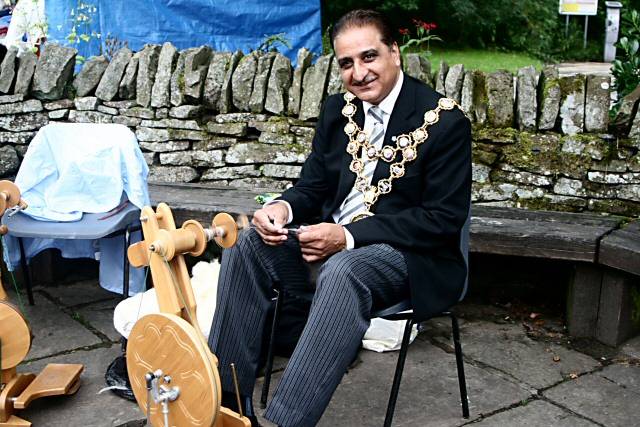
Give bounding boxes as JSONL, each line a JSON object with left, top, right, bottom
{"left": 127, "top": 313, "right": 220, "bottom": 427}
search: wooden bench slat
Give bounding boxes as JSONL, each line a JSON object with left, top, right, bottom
{"left": 599, "top": 220, "right": 640, "bottom": 276}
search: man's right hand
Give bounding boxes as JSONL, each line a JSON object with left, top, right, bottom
{"left": 252, "top": 202, "right": 289, "bottom": 245}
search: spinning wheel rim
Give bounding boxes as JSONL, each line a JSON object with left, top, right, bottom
{"left": 0, "top": 301, "right": 31, "bottom": 369}
{"left": 127, "top": 313, "right": 221, "bottom": 427}
{"left": 213, "top": 213, "right": 237, "bottom": 248}
{"left": 0, "top": 181, "right": 21, "bottom": 210}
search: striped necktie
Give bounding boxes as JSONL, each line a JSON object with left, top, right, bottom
{"left": 338, "top": 105, "right": 385, "bottom": 224}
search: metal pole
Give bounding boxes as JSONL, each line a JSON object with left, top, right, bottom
{"left": 584, "top": 16, "right": 589, "bottom": 49}
{"left": 565, "top": 15, "right": 570, "bottom": 38}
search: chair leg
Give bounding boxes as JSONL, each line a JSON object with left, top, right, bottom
{"left": 18, "top": 237, "right": 35, "bottom": 305}
{"left": 383, "top": 318, "right": 414, "bottom": 427}
{"left": 122, "top": 227, "right": 131, "bottom": 299}
{"left": 260, "top": 289, "right": 282, "bottom": 409}
{"left": 450, "top": 313, "right": 469, "bottom": 418}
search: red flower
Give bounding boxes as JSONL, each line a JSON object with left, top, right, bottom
{"left": 398, "top": 28, "right": 410, "bottom": 36}
{"left": 422, "top": 22, "right": 437, "bottom": 31}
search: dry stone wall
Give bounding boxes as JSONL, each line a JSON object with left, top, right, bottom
{"left": 0, "top": 44, "right": 639, "bottom": 216}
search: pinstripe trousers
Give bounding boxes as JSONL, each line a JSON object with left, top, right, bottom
{"left": 208, "top": 228, "right": 409, "bottom": 427}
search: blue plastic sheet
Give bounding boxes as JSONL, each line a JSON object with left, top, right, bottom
{"left": 45, "top": 0, "right": 322, "bottom": 66}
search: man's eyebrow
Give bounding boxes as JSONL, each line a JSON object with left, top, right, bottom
{"left": 361, "top": 48, "right": 378, "bottom": 57}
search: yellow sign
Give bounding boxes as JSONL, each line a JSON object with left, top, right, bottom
{"left": 559, "top": 0, "right": 599, "bottom": 15}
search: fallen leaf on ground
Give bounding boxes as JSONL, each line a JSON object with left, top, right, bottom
{"left": 553, "top": 355, "right": 561, "bottom": 362}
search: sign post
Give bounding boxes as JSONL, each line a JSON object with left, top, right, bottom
{"left": 559, "top": 0, "right": 599, "bottom": 49}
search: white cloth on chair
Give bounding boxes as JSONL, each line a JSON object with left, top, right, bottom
{"left": 16, "top": 122, "right": 149, "bottom": 221}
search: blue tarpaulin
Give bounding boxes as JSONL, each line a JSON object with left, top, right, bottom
{"left": 45, "top": 0, "right": 322, "bottom": 65}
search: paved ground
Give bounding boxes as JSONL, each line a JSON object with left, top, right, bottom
{"left": 4, "top": 274, "right": 640, "bottom": 427}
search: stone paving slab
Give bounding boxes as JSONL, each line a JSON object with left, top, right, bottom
{"left": 454, "top": 320, "right": 600, "bottom": 390}
{"left": 621, "top": 335, "right": 640, "bottom": 359}
{"left": 39, "top": 278, "right": 120, "bottom": 307}
{"left": 77, "top": 298, "right": 122, "bottom": 342}
{"left": 544, "top": 368, "right": 640, "bottom": 427}
{"left": 471, "top": 399, "right": 599, "bottom": 426}
{"left": 598, "top": 364, "right": 640, "bottom": 394}
{"left": 19, "top": 291, "right": 102, "bottom": 360}
{"left": 16, "top": 346, "right": 142, "bottom": 427}
{"left": 256, "top": 338, "right": 531, "bottom": 427}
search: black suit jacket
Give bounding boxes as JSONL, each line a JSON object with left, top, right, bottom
{"left": 280, "top": 75, "right": 472, "bottom": 321}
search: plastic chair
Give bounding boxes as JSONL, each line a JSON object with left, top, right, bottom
{"left": 261, "top": 211, "right": 471, "bottom": 426}
{"left": 1, "top": 122, "right": 149, "bottom": 303}
{"left": 2, "top": 201, "right": 141, "bottom": 304}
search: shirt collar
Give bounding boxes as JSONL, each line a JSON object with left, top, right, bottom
{"left": 362, "top": 71, "right": 404, "bottom": 119}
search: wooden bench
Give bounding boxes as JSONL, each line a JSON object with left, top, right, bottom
{"left": 151, "top": 183, "right": 637, "bottom": 346}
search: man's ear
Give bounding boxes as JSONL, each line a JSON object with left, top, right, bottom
{"left": 391, "top": 42, "right": 401, "bottom": 67}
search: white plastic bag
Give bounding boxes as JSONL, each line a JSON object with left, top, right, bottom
{"left": 362, "top": 318, "right": 418, "bottom": 352}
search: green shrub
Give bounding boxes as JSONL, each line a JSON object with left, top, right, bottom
{"left": 612, "top": 9, "right": 640, "bottom": 104}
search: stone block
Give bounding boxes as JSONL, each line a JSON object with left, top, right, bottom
{"left": 264, "top": 53, "right": 291, "bottom": 115}
{"left": 226, "top": 142, "right": 310, "bottom": 164}
{"left": 403, "top": 53, "right": 431, "bottom": 86}
{"left": 0, "top": 99, "right": 42, "bottom": 114}
{"left": 435, "top": 61, "right": 449, "bottom": 94}
{"left": 0, "top": 94, "right": 23, "bottom": 104}
{"left": 192, "top": 136, "right": 237, "bottom": 150}
{"left": 629, "top": 108, "right": 640, "bottom": 148}
{"left": 206, "top": 121, "right": 247, "bottom": 136}
{"left": 203, "top": 51, "right": 232, "bottom": 110}
{"left": 262, "top": 164, "right": 302, "bottom": 178}
{"left": 136, "top": 44, "right": 161, "bottom": 107}
{"left": 0, "top": 46, "right": 17, "bottom": 93}
{"left": 68, "top": 110, "right": 113, "bottom": 123}
{"left": 74, "top": 96, "right": 100, "bottom": 111}
{"left": 169, "top": 105, "right": 203, "bottom": 119}
{"left": 472, "top": 163, "right": 491, "bottom": 183}
{"left": 97, "top": 105, "right": 118, "bottom": 115}
{"left": 516, "top": 65, "right": 537, "bottom": 131}
{"left": 112, "top": 115, "right": 141, "bottom": 127}
{"left": 249, "top": 120, "right": 289, "bottom": 134}
{"left": 460, "top": 71, "right": 474, "bottom": 119}
{"left": 249, "top": 52, "right": 276, "bottom": 113}
{"left": 139, "top": 140, "right": 190, "bottom": 152}
{"left": 228, "top": 177, "right": 287, "bottom": 190}
{"left": 585, "top": 75, "right": 610, "bottom": 133}
{"left": 444, "top": 63, "right": 464, "bottom": 103}
{"left": 138, "top": 118, "right": 200, "bottom": 130}
{"left": 299, "top": 54, "right": 332, "bottom": 121}
{"left": 0, "top": 145, "right": 19, "bottom": 176}
{"left": 326, "top": 55, "right": 344, "bottom": 96}
{"left": 537, "top": 65, "right": 561, "bottom": 131}
{"left": 559, "top": 74, "right": 586, "bottom": 135}
{"left": 0, "top": 112, "right": 48, "bottom": 131}
{"left": 103, "top": 100, "right": 137, "bottom": 109}
{"left": 0, "top": 131, "right": 35, "bottom": 144}
{"left": 150, "top": 42, "right": 178, "bottom": 108}
{"left": 96, "top": 47, "right": 132, "bottom": 101}
{"left": 183, "top": 46, "right": 212, "bottom": 103}
{"left": 44, "top": 99, "right": 73, "bottom": 110}
{"left": 486, "top": 70, "right": 514, "bottom": 128}
{"left": 232, "top": 51, "right": 259, "bottom": 111}
{"left": 32, "top": 43, "right": 77, "bottom": 100}
{"left": 471, "top": 70, "right": 488, "bottom": 125}
{"left": 14, "top": 50, "right": 37, "bottom": 96}
{"left": 136, "top": 127, "right": 205, "bottom": 142}
{"left": 73, "top": 55, "right": 109, "bottom": 97}
{"left": 214, "top": 112, "right": 267, "bottom": 123}
{"left": 48, "top": 109, "right": 69, "bottom": 120}
{"left": 258, "top": 132, "right": 295, "bottom": 145}
{"left": 612, "top": 84, "right": 640, "bottom": 134}
{"left": 148, "top": 165, "right": 199, "bottom": 183}
{"left": 201, "top": 165, "right": 260, "bottom": 180}
{"left": 120, "top": 107, "right": 154, "bottom": 119}
{"left": 118, "top": 51, "right": 139, "bottom": 100}
{"left": 218, "top": 50, "right": 243, "bottom": 113}
{"left": 288, "top": 48, "right": 313, "bottom": 116}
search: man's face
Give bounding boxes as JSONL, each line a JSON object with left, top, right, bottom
{"left": 334, "top": 24, "right": 401, "bottom": 105}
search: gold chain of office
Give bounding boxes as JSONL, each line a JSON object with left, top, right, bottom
{"left": 341, "top": 91, "right": 461, "bottom": 222}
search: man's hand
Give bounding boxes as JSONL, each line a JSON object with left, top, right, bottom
{"left": 297, "top": 223, "right": 347, "bottom": 262}
{"left": 252, "top": 202, "right": 289, "bottom": 245}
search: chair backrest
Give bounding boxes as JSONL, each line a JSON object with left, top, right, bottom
{"left": 458, "top": 206, "right": 471, "bottom": 302}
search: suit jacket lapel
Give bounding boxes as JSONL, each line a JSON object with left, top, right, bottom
{"left": 372, "top": 77, "right": 417, "bottom": 186}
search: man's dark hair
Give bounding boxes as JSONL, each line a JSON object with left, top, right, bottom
{"left": 330, "top": 9, "right": 396, "bottom": 50}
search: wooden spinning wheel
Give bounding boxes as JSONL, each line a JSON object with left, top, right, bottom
{"left": 126, "top": 203, "right": 250, "bottom": 427}
{"left": 0, "top": 181, "right": 84, "bottom": 427}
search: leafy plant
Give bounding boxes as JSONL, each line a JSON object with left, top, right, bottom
{"left": 255, "top": 33, "right": 291, "bottom": 53}
{"left": 612, "top": 9, "right": 640, "bottom": 105}
{"left": 103, "top": 34, "right": 128, "bottom": 60}
{"left": 65, "top": 0, "right": 101, "bottom": 64}
{"left": 399, "top": 19, "right": 442, "bottom": 58}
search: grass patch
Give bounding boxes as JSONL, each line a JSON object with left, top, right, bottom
{"left": 422, "top": 47, "right": 543, "bottom": 73}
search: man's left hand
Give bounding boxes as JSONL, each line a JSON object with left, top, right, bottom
{"left": 297, "top": 223, "right": 346, "bottom": 262}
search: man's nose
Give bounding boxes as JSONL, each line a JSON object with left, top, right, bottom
{"left": 352, "top": 61, "right": 368, "bottom": 82}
